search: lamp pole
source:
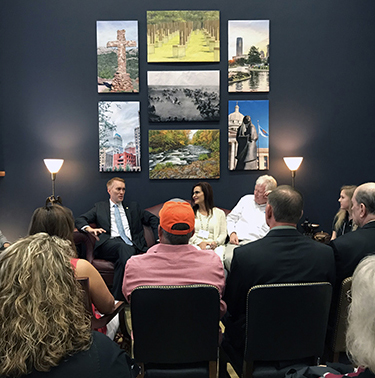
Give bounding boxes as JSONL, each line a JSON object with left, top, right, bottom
{"left": 291, "top": 170, "right": 296, "bottom": 188}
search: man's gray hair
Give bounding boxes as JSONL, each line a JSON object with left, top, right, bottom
{"left": 255, "top": 175, "right": 277, "bottom": 192}
{"left": 354, "top": 183, "right": 375, "bottom": 215}
{"left": 346, "top": 255, "right": 375, "bottom": 372}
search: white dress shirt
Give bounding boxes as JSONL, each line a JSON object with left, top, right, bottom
{"left": 109, "top": 199, "right": 132, "bottom": 240}
{"left": 226, "top": 194, "right": 269, "bottom": 241}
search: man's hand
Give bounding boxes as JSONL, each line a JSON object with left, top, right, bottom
{"left": 209, "top": 241, "right": 218, "bottom": 250}
{"left": 229, "top": 232, "right": 239, "bottom": 245}
{"left": 198, "top": 241, "right": 209, "bottom": 250}
{"left": 85, "top": 226, "right": 106, "bottom": 241}
{"left": 198, "top": 241, "right": 218, "bottom": 250}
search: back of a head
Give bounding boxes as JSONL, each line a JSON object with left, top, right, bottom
{"left": 159, "top": 200, "right": 195, "bottom": 245}
{"left": 256, "top": 175, "right": 277, "bottom": 192}
{"left": 354, "top": 183, "right": 375, "bottom": 215}
{"left": 267, "top": 185, "right": 303, "bottom": 224}
{"left": 29, "top": 204, "right": 76, "bottom": 255}
{"left": 346, "top": 255, "right": 375, "bottom": 373}
{"left": 0, "top": 233, "right": 91, "bottom": 377}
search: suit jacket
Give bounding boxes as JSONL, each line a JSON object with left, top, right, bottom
{"left": 75, "top": 200, "right": 159, "bottom": 254}
{"left": 330, "top": 221, "right": 375, "bottom": 291}
{"left": 225, "top": 227, "right": 335, "bottom": 322}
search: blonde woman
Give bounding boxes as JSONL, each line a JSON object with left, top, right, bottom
{"left": 331, "top": 185, "right": 357, "bottom": 240}
{"left": 28, "top": 204, "right": 117, "bottom": 337}
{"left": 0, "top": 233, "right": 134, "bottom": 378}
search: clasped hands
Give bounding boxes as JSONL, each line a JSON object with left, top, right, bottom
{"left": 198, "top": 241, "right": 218, "bottom": 250}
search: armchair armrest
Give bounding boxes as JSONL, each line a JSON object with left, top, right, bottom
{"left": 92, "top": 300, "right": 126, "bottom": 330}
{"left": 73, "top": 229, "right": 96, "bottom": 263}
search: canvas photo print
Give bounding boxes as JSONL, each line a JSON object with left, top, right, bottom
{"left": 228, "top": 20, "right": 269, "bottom": 92}
{"left": 149, "top": 129, "right": 220, "bottom": 179}
{"left": 228, "top": 100, "right": 269, "bottom": 170}
{"left": 97, "top": 20, "right": 139, "bottom": 93}
{"left": 148, "top": 70, "right": 220, "bottom": 122}
{"left": 147, "top": 10, "right": 220, "bottom": 62}
{"left": 99, "top": 101, "right": 141, "bottom": 172}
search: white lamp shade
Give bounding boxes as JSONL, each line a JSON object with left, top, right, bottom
{"left": 283, "top": 157, "right": 303, "bottom": 171}
{"left": 44, "top": 159, "right": 64, "bottom": 174}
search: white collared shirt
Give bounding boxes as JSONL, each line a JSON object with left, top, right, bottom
{"left": 226, "top": 194, "right": 269, "bottom": 241}
{"left": 109, "top": 199, "right": 132, "bottom": 240}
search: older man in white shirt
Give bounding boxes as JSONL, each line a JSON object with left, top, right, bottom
{"left": 224, "top": 175, "right": 277, "bottom": 271}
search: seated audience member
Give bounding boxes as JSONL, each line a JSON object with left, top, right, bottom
{"left": 305, "top": 255, "right": 375, "bottom": 378}
{"left": 0, "top": 229, "right": 10, "bottom": 250}
{"left": 29, "top": 204, "right": 117, "bottom": 338}
{"left": 330, "top": 182, "right": 375, "bottom": 296}
{"left": 75, "top": 177, "right": 159, "bottom": 301}
{"left": 223, "top": 185, "right": 335, "bottom": 366}
{"left": 0, "top": 233, "right": 134, "bottom": 378}
{"left": 190, "top": 182, "right": 227, "bottom": 260}
{"left": 331, "top": 185, "right": 357, "bottom": 241}
{"left": 224, "top": 174, "right": 277, "bottom": 270}
{"left": 122, "top": 200, "right": 226, "bottom": 319}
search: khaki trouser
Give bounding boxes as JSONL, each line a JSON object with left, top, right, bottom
{"left": 223, "top": 240, "right": 251, "bottom": 271}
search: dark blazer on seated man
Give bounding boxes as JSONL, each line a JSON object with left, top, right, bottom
{"left": 223, "top": 185, "right": 335, "bottom": 357}
{"left": 75, "top": 177, "right": 159, "bottom": 300}
{"left": 330, "top": 183, "right": 375, "bottom": 306}
{"left": 330, "top": 183, "right": 375, "bottom": 287}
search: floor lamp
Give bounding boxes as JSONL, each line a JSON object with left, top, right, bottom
{"left": 283, "top": 157, "right": 303, "bottom": 188}
{"left": 44, "top": 159, "right": 64, "bottom": 204}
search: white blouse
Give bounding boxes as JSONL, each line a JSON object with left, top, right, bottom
{"left": 189, "top": 207, "right": 227, "bottom": 247}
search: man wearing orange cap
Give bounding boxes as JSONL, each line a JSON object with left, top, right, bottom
{"left": 122, "top": 200, "right": 227, "bottom": 318}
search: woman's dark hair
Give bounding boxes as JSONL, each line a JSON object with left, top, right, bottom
{"left": 191, "top": 182, "right": 214, "bottom": 215}
{"left": 28, "top": 204, "right": 77, "bottom": 255}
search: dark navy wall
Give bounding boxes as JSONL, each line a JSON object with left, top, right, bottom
{"left": 1, "top": 0, "right": 375, "bottom": 241}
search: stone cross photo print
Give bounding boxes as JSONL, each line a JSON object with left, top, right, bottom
{"left": 97, "top": 20, "right": 139, "bottom": 93}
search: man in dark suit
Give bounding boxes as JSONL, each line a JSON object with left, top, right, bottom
{"left": 75, "top": 177, "right": 159, "bottom": 300}
{"left": 223, "top": 185, "right": 335, "bottom": 364}
{"left": 330, "top": 182, "right": 375, "bottom": 289}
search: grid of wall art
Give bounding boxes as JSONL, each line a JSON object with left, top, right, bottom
{"left": 96, "top": 13, "right": 269, "bottom": 178}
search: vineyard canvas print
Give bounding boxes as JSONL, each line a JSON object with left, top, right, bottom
{"left": 148, "top": 70, "right": 220, "bottom": 122}
{"left": 149, "top": 129, "right": 220, "bottom": 179}
{"left": 147, "top": 10, "right": 220, "bottom": 62}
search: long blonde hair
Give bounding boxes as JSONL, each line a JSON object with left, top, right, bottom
{"left": 0, "top": 233, "right": 91, "bottom": 377}
{"left": 334, "top": 185, "right": 357, "bottom": 232}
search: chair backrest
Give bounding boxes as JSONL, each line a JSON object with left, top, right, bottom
{"left": 131, "top": 284, "right": 220, "bottom": 364}
{"left": 245, "top": 282, "right": 332, "bottom": 364}
{"left": 332, "top": 277, "right": 352, "bottom": 356}
{"left": 77, "top": 277, "right": 92, "bottom": 313}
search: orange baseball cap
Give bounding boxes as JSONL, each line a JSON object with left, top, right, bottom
{"left": 159, "top": 201, "right": 195, "bottom": 235}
